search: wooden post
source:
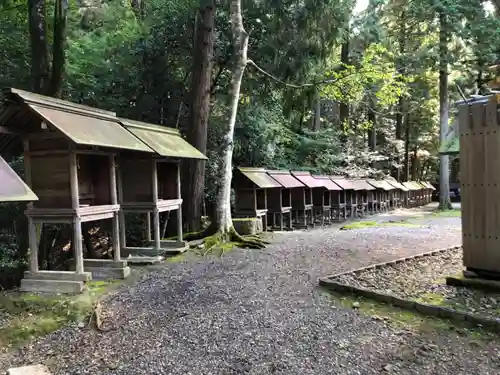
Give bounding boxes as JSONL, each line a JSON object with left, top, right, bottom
{"left": 152, "top": 160, "right": 161, "bottom": 249}
{"left": 263, "top": 189, "right": 268, "bottom": 231}
{"left": 116, "top": 158, "right": 127, "bottom": 248}
{"left": 24, "top": 139, "right": 38, "bottom": 272}
{"left": 109, "top": 155, "right": 120, "bottom": 262}
{"left": 69, "top": 151, "right": 84, "bottom": 274}
{"left": 176, "top": 162, "right": 183, "bottom": 241}
{"left": 279, "top": 188, "right": 284, "bottom": 230}
{"left": 146, "top": 213, "right": 152, "bottom": 241}
{"left": 27, "top": 218, "right": 38, "bottom": 273}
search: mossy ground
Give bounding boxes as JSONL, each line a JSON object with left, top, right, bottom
{"left": 431, "top": 209, "right": 461, "bottom": 218}
{"left": 341, "top": 220, "right": 422, "bottom": 230}
{"left": 324, "top": 291, "right": 496, "bottom": 341}
{"left": 0, "top": 279, "right": 121, "bottom": 349}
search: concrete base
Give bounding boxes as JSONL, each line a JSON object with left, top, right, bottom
{"left": 123, "top": 240, "right": 188, "bottom": 258}
{"left": 7, "top": 364, "right": 51, "bottom": 375}
{"left": 24, "top": 270, "right": 92, "bottom": 282}
{"left": 154, "top": 240, "right": 189, "bottom": 254}
{"left": 125, "top": 255, "right": 164, "bottom": 264}
{"left": 466, "top": 267, "right": 500, "bottom": 280}
{"left": 68, "top": 259, "right": 130, "bottom": 280}
{"left": 20, "top": 279, "right": 85, "bottom": 294}
{"left": 84, "top": 266, "right": 130, "bottom": 280}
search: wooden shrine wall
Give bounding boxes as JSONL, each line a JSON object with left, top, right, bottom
{"left": 120, "top": 158, "right": 153, "bottom": 202}
{"left": 459, "top": 96, "right": 500, "bottom": 272}
{"left": 30, "top": 154, "right": 72, "bottom": 208}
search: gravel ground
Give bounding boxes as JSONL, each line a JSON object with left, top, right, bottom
{"left": 335, "top": 248, "right": 500, "bottom": 320}
{"left": 2, "top": 210, "right": 500, "bottom": 375}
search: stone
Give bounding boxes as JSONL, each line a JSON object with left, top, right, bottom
{"left": 383, "top": 364, "right": 394, "bottom": 372}
{"left": 20, "top": 279, "right": 84, "bottom": 294}
{"left": 463, "top": 270, "right": 478, "bottom": 278}
{"left": 352, "top": 301, "right": 360, "bottom": 309}
{"left": 6, "top": 364, "right": 51, "bottom": 375}
{"left": 84, "top": 266, "right": 131, "bottom": 280}
{"left": 233, "top": 217, "right": 263, "bottom": 235}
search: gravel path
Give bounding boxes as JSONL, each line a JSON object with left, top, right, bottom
{"left": 3, "top": 210, "right": 499, "bottom": 375}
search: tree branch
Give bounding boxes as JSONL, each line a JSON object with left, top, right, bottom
{"left": 247, "top": 59, "right": 375, "bottom": 90}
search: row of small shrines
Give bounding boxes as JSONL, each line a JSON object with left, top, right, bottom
{"left": 0, "top": 88, "right": 434, "bottom": 295}
{"left": 0, "top": 88, "right": 209, "bottom": 294}
{"left": 233, "top": 168, "right": 434, "bottom": 230}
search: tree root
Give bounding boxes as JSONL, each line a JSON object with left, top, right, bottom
{"left": 197, "top": 226, "right": 268, "bottom": 256}
{"left": 88, "top": 301, "right": 115, "bottom": 332}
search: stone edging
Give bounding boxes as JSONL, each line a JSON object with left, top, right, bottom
{"left": 318, "top": 246, "right": 500, "bottom": 331}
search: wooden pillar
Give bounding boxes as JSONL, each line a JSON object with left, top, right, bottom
{"left": 146, "top": 213, "right": 152, "bottom": 241}
{"left": 152, "top": 159, "right": 161, "bottom": 249}
{"left": 28, "top": 218, "right": 38, "bottom": 272}
{"left": 176, "top": 162, "right": 183, "bottom": 241}
{"left": 69, "top": 151, "right": 84, "bottom": 274}
{"left": 109, "top": 154, "right": 120, "bottom": 262}
{"left": 24, "top": 140, "right": 38, "bottom": 272}
{"left": 116, "top": 158, "right": 127, "bottom": 248}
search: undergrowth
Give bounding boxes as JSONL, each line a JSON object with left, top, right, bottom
{"left": 0, "top": 280, "right": 120, "bottom": 349}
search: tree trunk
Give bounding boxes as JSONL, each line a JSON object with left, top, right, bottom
{"left": 339, "top": 37, "right": 349, "bottom": 141}
{"left": 411, "top": 147, "right": 418, "bottom": 180}
{"left": 49, "top": 0, "right": 68, "bottom": 98}
{"left": 211, "top": 0, "right": 248, "bottom": 237}
{"left": 28, "top": 0, "right": 50, "bottom": 94}
{"left": 395, "top": 9, "right": 406, "bottom": 140}
{"left": 183, "top": 0, "right": 215, "bottom": 233}
{"left": 438, "top": 11, "right": 452, "bottom": 210}
{"left": 312, "top": 89, "right": 321, "bottom": 130}
{"left": 367, "top": 102, "right": 376, "bottom": 151}
{"left": 404, "top": 112, "right": 410, "bottom": 181}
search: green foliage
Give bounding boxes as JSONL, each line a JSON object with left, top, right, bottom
{"left": 321, "top": 43, "right": 408, "bottom": 107}
{"left": 0, "top": 0, "right": 492, "bottom": 273}
{"left": 0, "top": 280, "right": 117, "bottom": 348}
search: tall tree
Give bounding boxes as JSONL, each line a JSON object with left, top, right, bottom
{"left": 28, "top": 0, "right": 68, "bottom": 97}
{"left": 50, "top": 0, "right": 68, "bottom": 98}
{"left": 438, "top": 7, "right": 452, "bottom": 209}
{"left": 203, "top": 0, "right": 265, "bottom": 249}
{"left": 184, "top": 0, "right": 215, "bottom": 232}
{"left": 28, "top": 0, "right": 50, "bottom": 94}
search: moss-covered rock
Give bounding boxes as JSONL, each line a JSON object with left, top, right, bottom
{"left": 233, "top": 217, "right": 263, "bottom": 235}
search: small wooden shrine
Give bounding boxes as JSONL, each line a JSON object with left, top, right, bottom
{"left": 410, "top": 181, "right": 425, "bottom": 205}
{"left": 350, "top": 180, "right": 375, "bottom": 216}
{"left": 118, "top": 119, "right": 207, "bottom": 261}
{"left": 385, "top": 178, "right": 409, "bottom": 208}
{"left": 290, "top": 171, "right": 323, "bottom": 227}
{"left": 456, "top": 94, "right": 500, "bottom": 277}
{"left": 233, "top": 167, "right": 281, "bottom": 230}
{"left": 421, "top": 181, "right": 435, "bottom": 204}
{"left": 0, "top": 156, "right": 38, "bottom": 202}
{"left": 312, "top": 175, "right": 342, "bottom": 225}
{"left": 366, "top": 180, "right": 384, "bottom": 212}
{"left": 367, "top": 179, "right": 396, "bottom": 211}
{"left": 402, "top": 182, "right": 419, "bottom": 207}
{"left": 266, "top": 170, "right": 304, "bottom": 230}
{"left": 0, "top": 88, "right": 153, "bottom": 293}
{"left": 330, "top": 176, "right": 356, "bottom": 218}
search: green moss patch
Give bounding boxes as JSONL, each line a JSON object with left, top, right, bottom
{"left": 340, "top": 220, "right": 422, "bottom": 230}
{"left": 0, "top": 279, "right": 121, "bottom": 349}
{"left": 431, "top": 209, "right": 461, "bottom": 218}
{"left": 325, "top": 291, "right": 496, "bottom": 341}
